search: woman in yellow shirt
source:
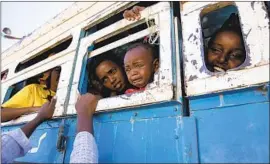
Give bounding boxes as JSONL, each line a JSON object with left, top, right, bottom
{"left": 1, "top": 67, "right": 61, "bottom": 122}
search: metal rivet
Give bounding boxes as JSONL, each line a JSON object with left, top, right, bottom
{"left": 134, "top": 112, "right": 138, "bottom": 117}
{"left": 174, "top": 107, "right": 178, "bottom": 112}
{"left": 175, "top": 135, "right": 179, "bottom": 139}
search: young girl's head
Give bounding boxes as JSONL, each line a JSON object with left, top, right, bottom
{"left": 124, "top": 43, "right": 159, "bottom": 88}
{"left": 89, "top": 53, "right": 128, "bottom": 97}
{"left": 206, "top": 25, "right": 246, "bottom": 72}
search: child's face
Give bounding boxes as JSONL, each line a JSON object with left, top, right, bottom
{"left": 124, "top": 47, "right": 158, "bottom": 88}
{"left": 207, "top": 31, "right": 245, "bottom": 72}
{"left": 96, "top": 60, "right": 126, "bottom": 92}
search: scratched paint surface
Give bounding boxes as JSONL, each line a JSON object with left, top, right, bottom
{"left": 189, "top": 84, "right": 269, "bottom": 111}
{"left": 64, "top": 102, "right": 189, "bottom": 163}
{"left": 190, "top": 84, "right": 269, "bottom": 163}
{"left": 1, "top": 120, "right": 65, "bottom": 163}
{"left": 181, "top": 2, "right": 269, "bottom": 96}
{"left": 1, "top": 84, "right": 269, "bottom": 163}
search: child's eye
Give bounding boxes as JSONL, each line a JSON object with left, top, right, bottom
{"left": 210, "top": 47, "right": 222, "bottom": 54}
{"left": 229, "top": 51, "right": 244, "bottom": 59}
{"left": 125, "top": 68, "right": 131, "bottom": 72}
{"left": 111, "top": 68, "right": 117, "bottom": 74}
{"left": 135, "top": 63, "right": 144, "bottom": 68}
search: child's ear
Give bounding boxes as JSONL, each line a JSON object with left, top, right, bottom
{"left": 153, "top": 58, "right": 159, "bottom": 72}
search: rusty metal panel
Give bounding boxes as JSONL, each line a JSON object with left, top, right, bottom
{"left": 181, "top": 2, "right": 269, "bottom": 96}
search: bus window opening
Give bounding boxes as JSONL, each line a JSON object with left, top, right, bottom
{"left": 1, "top": 66, "right": 61, "bottom": 123}
{"left": 200, "top": 4, "right": 246, "bottom": 73}
{"left": 84, "top": 1, "right": 158, "bottom": 38}
{"left": 15, "top": 37, "right": 72, "bottom": 73}
{"left": 87, "top": 38, "right": 159, "bottom": 98}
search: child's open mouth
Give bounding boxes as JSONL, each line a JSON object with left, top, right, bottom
{"left": 213, "top": 66, "right": 226, "bottom": 73}
{"left": 132, "top": 78, "right": 142, "bottom": 84}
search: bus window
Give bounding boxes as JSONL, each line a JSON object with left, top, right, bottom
{"left": 2, "top": 66, "right": 61, "bottom": 119}
{"left": 87, "top": 37, "right": 159, "bottom": 98}
{"left": 15, "top": 37, "right": 72, "bottom": 73}
{"left": 1, "top": 70, "right": 8, "bottom": 81}
{"left": 84, "top": 1, "right": 158, "bottom": 38}
{"left": 86, "top": 18, "right": 159, "bottom": 98}
{"left": 72, "top": 2, "right": 173, "bottom": 112}
{"left": 200, "top": 4, "right": 246, "bottom": 73}
{"left": 181, "top": 2, "right": 269, "bottom": 96}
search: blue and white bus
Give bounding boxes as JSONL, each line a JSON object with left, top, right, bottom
{"left": 1, "top": 1, "right": 269, "bottom": 163}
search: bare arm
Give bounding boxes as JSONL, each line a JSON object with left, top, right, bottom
{"left": 1, "top": 107, "right": 39, "bottom": 123}
{"left": 77, "top": 114, "right": 94, "bottom": 134}
{"left": 21, "top": 98, "right": 56, "bottom": 138}
{"left": 1, "top": 98, "right": 56, "bottom": 163}
{"left": 75, "top": 93, "right": 100, "bottom": 134}
{"left": 20, "top": 116, "right": 43, "bottom": 138}
{"left": 70, "top": 93, "right": 100, "bottom": 163}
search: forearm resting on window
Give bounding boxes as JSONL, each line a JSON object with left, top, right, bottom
{"left": 1, "top": 107, "right": 40, "bottom": 122}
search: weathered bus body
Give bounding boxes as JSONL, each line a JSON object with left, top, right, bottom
{"left": 1, "top": 2, "right": 269, "bottom": 163}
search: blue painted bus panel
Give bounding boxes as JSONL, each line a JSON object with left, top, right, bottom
{"left": 1, "top": 93, "right": 269, "bottom": 163}
{"left": 15, "top": 126, "right": 64, "bottom": 163}
{"left": 63, "top": 102, "right": 191, "bottom": 163}
{"left": 189, "top": 84, "right": 269, "bottom": 111}
{"left": 1, "top": 119, "right": 66, "bottom": 163}
{"left": 93, "top": 101, "right": 182, "bottom": 123}
{"left": 192, "top": 102, "right": 269, "bottom": 163}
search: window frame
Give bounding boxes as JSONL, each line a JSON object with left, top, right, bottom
{"left": 14, "top": 36, "right": 73, "bottom": 73}
{"left": 67, "top": 2, "right": 174, "bottom": 113}
{"left": 1, "top": 34, "right": 81, "bottom": 126}
{"left": 1, "top": 2, "right": 136, "bottom": 126}
{"left": 181, "top": 1, "right": 269, "bottom": 96}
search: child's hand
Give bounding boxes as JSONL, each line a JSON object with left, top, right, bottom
{"left": 37, "top": 97, "right": 57, "bottom": 121}
{"left": 123, "top": 6, "right": 145, "bottom": 21}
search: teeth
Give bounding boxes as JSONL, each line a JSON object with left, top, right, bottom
{"left": 214, "top": 66, "right": 225, "bottom": 73}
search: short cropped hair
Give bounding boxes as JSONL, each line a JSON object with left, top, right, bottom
{"left": 126, "top": 42, "right": 158, "bottom": 60}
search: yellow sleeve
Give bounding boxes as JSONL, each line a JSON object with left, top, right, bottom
{"left": 1, "top": 84, "right": 35, "bottom": 108}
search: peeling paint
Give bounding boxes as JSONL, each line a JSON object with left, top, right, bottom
{"left": 191, "top": 60, "right": 198, "bottom": 69}
{"left": 219, "top": 94, "right": 225, "bottom": 107}
{"left": 193, "top": 35, "right": 198, "bottom": 42}
{"left": 182, "top": 2, "right": 269, "bottom": 96}
{"left": 256, "top": 85, "right": 268, "bottom": 96}
{"left": 251, "top": 2, "right": 255, "bottom": 10}
{"left": 113, "top": 124, "right": 118, "bottom": 141}
{"left": 188, "top": 33, "right": 193, "bottom": 41}
{"left": 246, "top": 122, "right": 255, "bottom": 130}
{"left": 188, "top": 75, "right": 198, "bottom": 81}
{"left": 244, "top": 28, "right": 252, "bottom": 39}
{"left": 29, "top": 132, "right": 47, "bottom": 153}
{"left": 199, "top": 66, "right": 204, "bottom": 73}
{"left": 130, "top": 117, "right": 135, "bottom": 132}
{"left": 174, "top": 116, "right": 182, "bottom": 162}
